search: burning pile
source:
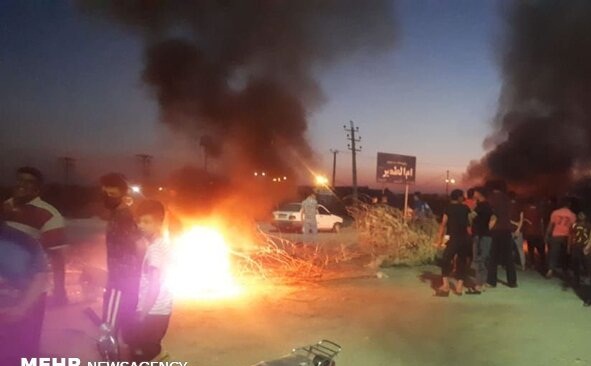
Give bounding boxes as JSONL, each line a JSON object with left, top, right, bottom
{"left": 347, "top": 203, "right": 438, "bottom": 267}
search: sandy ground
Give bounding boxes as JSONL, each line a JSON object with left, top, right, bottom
{"left": 40, "top": 218, "right": 591, "bottom": 366}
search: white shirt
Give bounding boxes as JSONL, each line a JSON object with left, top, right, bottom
{"left": 137, "top": 236, "right": 173, "bottom": 315}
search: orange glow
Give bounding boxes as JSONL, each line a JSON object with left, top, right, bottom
{"left": 167, "top": 225, "right": 243, "bottom": 301}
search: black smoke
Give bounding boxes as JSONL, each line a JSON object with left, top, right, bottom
{"left": 467, "top": 1, "right": 591, "bottom": 194}
{"left": 78, "top": 0, "right": 396, "bottom": 179}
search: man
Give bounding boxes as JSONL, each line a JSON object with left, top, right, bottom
{"left": 301, "top": 192, "right": 319, "bottom": 244}
{"left": 437, "top": 189, "right": 471, "bottom": 296}
{"left": 509, "top": 192, "right": 526, "bottom": 271}
{"left": 545, "top": 198, "right": 576, "bottom": 279}
{"left": 486, "top": 180, "right": 518, "bottom": 288}
{"left": 0, "top": 223, "right": 49, "bottom": 365}
{"left": 413, "top": 192, "right": 433, "bottom": 220}
{"left": 100, "top": 173, "right": 141, "bottom": 344}
{"left": 469, "top": 187, "right": 496, "bottom": 293}
{"left": 464, "top": 188, "right": 477, "bottom": 211}
{"left": 522, "top": 198, "right": 546, "bottom": 273}
{"left": 2, "top": 167, "right": 67, "bottom": 305}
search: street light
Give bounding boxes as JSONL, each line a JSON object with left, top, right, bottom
{"left": 130, "top": 185, "right": 142, "bottom": 194}
{"left": 444, "top": 170, "right": 456, "bottom": 195}
{"left": 315, "top": 175, "right": 329, "bottom": 186}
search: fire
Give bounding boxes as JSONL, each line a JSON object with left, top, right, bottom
{"left": 167, "top": 225, "right": 243, "bottom": 301}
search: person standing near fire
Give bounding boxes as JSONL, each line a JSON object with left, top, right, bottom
{"left": 128, "top": 200, "right": 172, "bottom": 362}
{"left": 509, "top": 192, "right": 526, "bottom": 271}
{"left": 437, "top": 189, "right": 471, "bottom": 296}
{"left": 545, "top": 198, "right": 576, "bottom": 279}
{"left": 301, "top": 192, "right": 319, "bottom": 244}
{"left": 100, "top": 173, "right": 142, "bottom": 344}
{"left": 568, "top": 211, "right": 591, "bottom": 294}
{"left": 468, "top": 187, "right": 496, "bottom": 294}
{"left": 486, "top": 180, "right": 518, "bottom": 288}
{"left": 522, "top": 198, "right": 546, "bottom": 273}
{"left": 2, "top": 167, "right": 68, "bottom": 306}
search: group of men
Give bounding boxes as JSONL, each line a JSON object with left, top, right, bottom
{"left": 437, "top": 180, "right": 591, "bottom": 304}
{"left": 0, "top": 168, "right": 173, "bottom": 364}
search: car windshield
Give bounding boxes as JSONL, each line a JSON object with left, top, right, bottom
{"left": 277, "top": 203, "right": 301, "bottom": 212}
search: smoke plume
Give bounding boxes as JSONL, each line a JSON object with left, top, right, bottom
{"left": 467, "top": 1, "right": 591, "bottom": 195}
{"left": 79, "top": 1, "right": 396, "bottom": 181}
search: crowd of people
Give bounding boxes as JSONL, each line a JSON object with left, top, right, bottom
{"left": 3, "top": 165, "right": 591, "bottom": 363}
{"left": 0, "top": 167, "right": 173, "bottom": 364}
{"left": 436, "top": 180, "right": 591, "bottom": 306}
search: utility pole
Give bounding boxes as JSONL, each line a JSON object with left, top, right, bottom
{"left": 444, "top": 170, "right": 456, "bottom": 196}
{"left": 330, "top": 149, "right": 339, "bottom": 188}
{"left": 58, "top": 156, "right": 75, "bottom": 185}
{"left": 344, "top": 121, "right": 361, "bottom": 201}
{"left": 136, "top": 154, "right": 153, "bottom": 184}
{"left": 199, "top": 135, "right": 212, "bottom": 173}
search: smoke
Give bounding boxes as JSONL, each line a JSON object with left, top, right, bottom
{"left": 466, "top": 1, "right": 591, "bottom": 194}
{"left": 78, "top": 0, "right": 396, "bottom": 181}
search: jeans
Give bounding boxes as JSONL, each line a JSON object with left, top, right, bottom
{"left": 488, "top": 230, "right": 517, "bottom": 286}
{"left": 570, "top": 245, "right": 590, "bottom": 285}
{"left": 547, "top": 236, "right": 568, "bottom": 273}
{"left": 472, "top": 236, "right": 492, "bottom": 286}
{"left": 302, "top": 220, "right": 318, "bottom": 244}
{"left": 513, "top": 232, "right": 525, "bottom": 269}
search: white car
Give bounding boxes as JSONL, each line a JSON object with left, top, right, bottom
{"left": 272, "top": 203, "right": 344, "bottom": 233}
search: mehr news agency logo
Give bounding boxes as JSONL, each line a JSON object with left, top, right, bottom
{"left": 21, "top": 358, "right": 190, "bottom": 366}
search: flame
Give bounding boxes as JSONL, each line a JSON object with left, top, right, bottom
{"left": 167, "top": 225, "right": 243, "bottom": 301}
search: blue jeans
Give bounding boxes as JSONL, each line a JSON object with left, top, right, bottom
{"left": 302, "top": 220, "right": 318, "bottom": 244}
{"left": 472, "top": 236, "right": 492, "bottom": 286}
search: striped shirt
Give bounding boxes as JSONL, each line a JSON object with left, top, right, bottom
{"left": 137, "top": 236, "right": 173, "bottom": 315}
{"left": 2, "top": 197, "right": 65, "bottom": 249}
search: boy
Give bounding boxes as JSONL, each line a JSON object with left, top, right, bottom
{"left": 129, "top": 200, "right": 172, "bottom": 361}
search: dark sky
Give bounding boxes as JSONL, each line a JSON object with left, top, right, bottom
{"left": 0, "top": 0, "right": 501, "bottom": 191}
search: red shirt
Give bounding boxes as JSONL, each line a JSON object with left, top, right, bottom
{"left": 550, "top": 208, "right": 576, "bottom": 237}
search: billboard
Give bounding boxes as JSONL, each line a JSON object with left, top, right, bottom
{"left": 376, "top": 152, "right": 416, "bottom": 184}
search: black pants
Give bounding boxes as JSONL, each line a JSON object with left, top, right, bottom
{"left": 571, "top": 245, "right": 590, "bottom": 285}
{"left": 441, "top": 234, "right": 470, "bottom": 281}
{"left": 102, "top": 279, "right": 139, "bottom": 343}
{"left": 487, "top": 230, "right": 517, "bottom": 286}
{"left": 525, "top": 235, "right": 546, "bottom": 272}
{"left": 128, "top": 314, "right": 171, "bottom": 361}
{"left": 47, "top": 248, "right": 67, "bottom": 300}
{"left": 0, "top": 293, "right": 46, "bottom": 365}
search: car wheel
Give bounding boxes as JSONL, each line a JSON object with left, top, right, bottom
{"left": 332, "top": 223, "right": 342, "bottom": 233}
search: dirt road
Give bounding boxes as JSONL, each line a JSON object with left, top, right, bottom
{"left": 40, "top": 219, "right": 591, "bottom": 366}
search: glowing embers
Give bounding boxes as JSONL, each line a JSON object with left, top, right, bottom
{"left": 167, "top": 225, "right": 243, "bottom": 301}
